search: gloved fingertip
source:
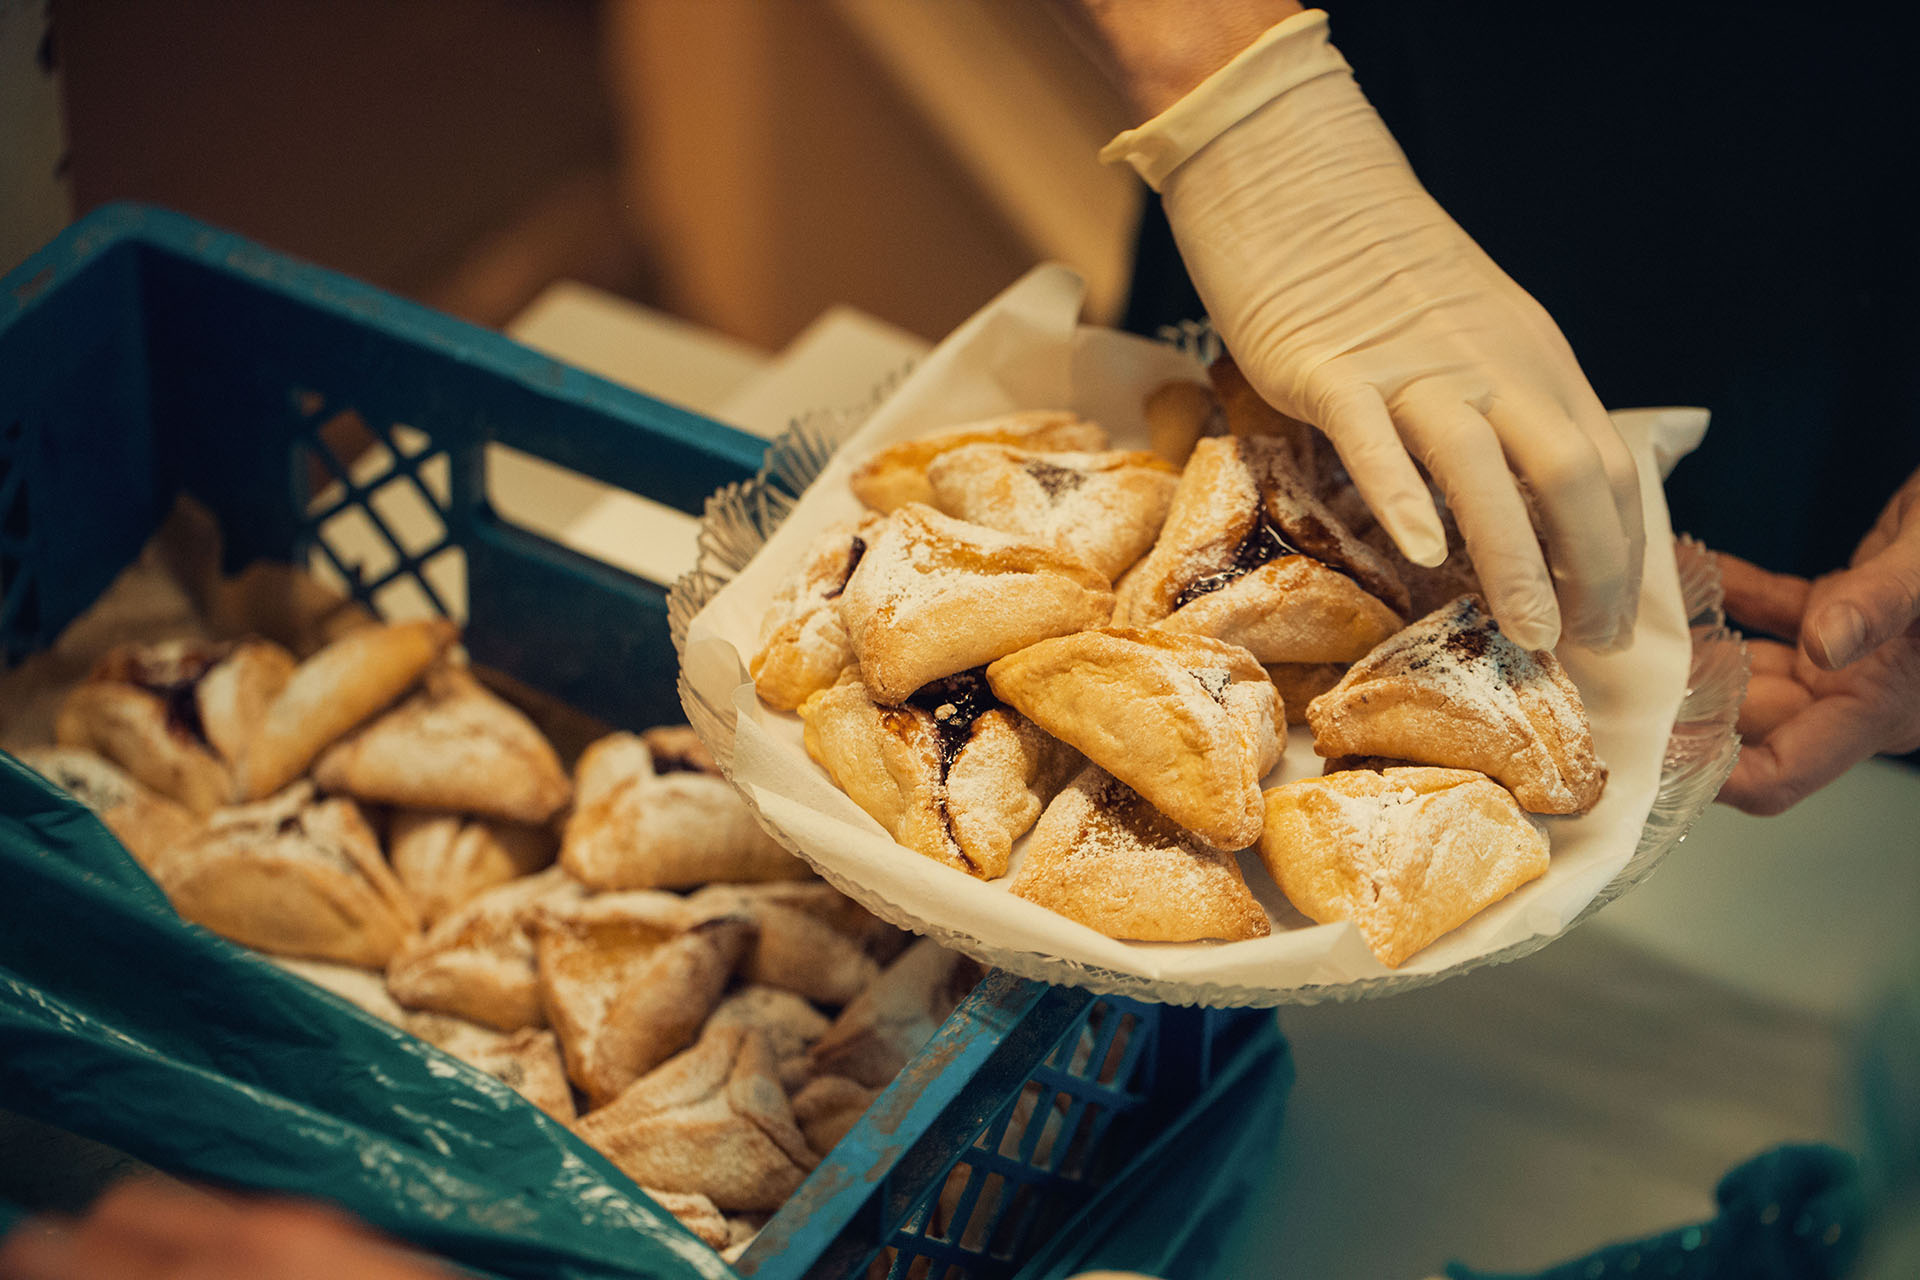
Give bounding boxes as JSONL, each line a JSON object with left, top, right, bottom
{"left": 1502, "top": 615, "right": 1561, "bottom": 652}
{"left": 1386, "top": 510, "right": 1447, "bottom": 568}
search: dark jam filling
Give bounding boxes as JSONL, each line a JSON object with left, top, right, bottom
{"left": 1023, "top": 459, "right": 1086, "bottom": 501}
{"left": 823, "top": 536, "right": 867, "bottom": 601}
{"left": 905, "top": 667, "right": 996, "bottom": 769}
{"left": 651, "top": 755, "right": 706, "bottom": 776}
{"left": 154, "top": 677, "right": 211, "bottom": 744}
{"left": 1172, "top": 517, "right": 1301, "bottom": 611}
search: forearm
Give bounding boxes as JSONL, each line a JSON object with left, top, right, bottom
{"left": 1047, "top": 0, "right": 1307, "bottom": 119}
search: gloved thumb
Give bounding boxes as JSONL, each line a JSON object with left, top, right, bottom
{"left": 1802, "top": 515, "right": 1920, "bottom": 670}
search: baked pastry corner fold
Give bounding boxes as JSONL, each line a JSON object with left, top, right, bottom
{"left": 807, "top": 938, "right": 983, "bottom": 1089}
{"left": 1305, "top": 595, "right": 1608, "bottom": 815}
{"left": 848, "top": 410, "right": 1110, "bottom": 513}
{"left": 838, "top": 503, "right": 1114, "bottom": 705}
{"left": 385, "top": 864, "right": 584, "bottom": 1032}
{"left": 573, "top": 1023, "right": 819, "bottom": 1212}
{"left": 689, "top": 885, "right": 881, "bottom": 1008}
{"left": 387, "top": 809, "right": 556, "bottom": 925}
{"left": 1010, "top": 766, "right": 1271, "bottom": 942}
{"left": 986, "top": 628, "right": 1283, "bottom": 851}
{"left": 1259, "top": 766, "right": 1550, "bottom": 967}
{"left": 750, "top": 514, "right": 886, "bottom": 712}
{"left": 312, "top": 664, "right": 571, "bottom": 825}
{"left": 15, "top": 746, "right": 203, "bottom": 873}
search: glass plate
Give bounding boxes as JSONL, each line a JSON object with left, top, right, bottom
{"left": 668, "top": 393, "right": 1749, "bottom": 1007}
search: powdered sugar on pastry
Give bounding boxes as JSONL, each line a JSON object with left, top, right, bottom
{"left": 751, "top": 514, "right": 886, "bottom": 711}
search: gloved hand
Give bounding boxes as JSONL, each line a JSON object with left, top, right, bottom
{"left": 1101, "top": 9, "right": 1642, "bottom": 651}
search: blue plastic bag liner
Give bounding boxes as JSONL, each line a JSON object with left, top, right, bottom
{"left": 0, "top": 754, "right": 728, "bottom": 1280}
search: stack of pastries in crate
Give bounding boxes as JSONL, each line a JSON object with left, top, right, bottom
{"left": 752, "top": 352, "right": 1607, "bottom": 969}
{"left": 14, "top": 585, "right": 981, "bottom": 1259}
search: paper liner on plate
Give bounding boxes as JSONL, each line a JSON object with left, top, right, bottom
{"left": 672, "top": 265, "right": 1743, "bottom": 1006}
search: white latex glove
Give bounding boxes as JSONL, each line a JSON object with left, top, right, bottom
{"left": 1101, "top": 9, "right": 1643, "bottom": 651}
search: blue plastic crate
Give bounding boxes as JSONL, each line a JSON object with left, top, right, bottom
{"left": 0, "top": 205, "right": 1288, "bottom": 1280}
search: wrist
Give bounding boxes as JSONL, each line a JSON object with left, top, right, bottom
{"left": 1067, "top": 0, "right": 1307, "bottom": 120}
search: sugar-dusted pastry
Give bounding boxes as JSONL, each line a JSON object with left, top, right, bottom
{"left": 691, "top": 885, "right": 880, "bottom": 1007}
{"left": 154, "top": 782, "right": 420, "bottom": 967}
{"left": 387, "top": 809, "right": 556, "bottom": 924}
{"left": 849, "top": 410, "right": 1110, "bottom": 514}
{"left": 400, "top": 1014, "right": 577, "bottom": 1122}
{"left": 15, "top": 747, "right": 203, "bottom": 873}
{"left": 751, "top": 514, "right": 887, "bottom": 712}
{"left": 1306, "top": 595, "right": 1608, "bottom": 814}
{"left": 533, "top": 890, "right": 754, "bottom": 1107}
{"left": 237, "top": 619, "right": 458, "bottom": 800}
{"left": 1010, "top": 766, "right": 1270, "bottom": 942}
{"left": 312, "top": 664, "right": 571, "bottom": 825}
{"left": 705, "top": 985, "right": 833, "bottom": 1091}
{"left": 925, "top": 444, "right": 1180, "bottom": 581}
{"left": 642, "top": 1190, "right": 731, "bottom": 1250}
{"left": 790, "top": 1075, "right": 880, "bottom": 1157}
{"left": 798, "top": 669, "right": 1077, "bottom": 879}
{"left": 268, "top": 954, "right": 412, "bottom": 1027}
{"left": 573, "top": 1024, "right": 819, "bottom": 1212}
{"left": 560, "top": 729, "right": 806, "bottom": 891}
{"left": 1263, "top": 662, "right": 1347, "bottom": 726}
{"left": 1259, "top": 766, "right": 1551, "bottom": 967}
{"left": 987, "top": 628, "right": 1283, "bottom": 851}
{"left": 385, "top": 865, "right": 584, "bottom": 1031}
{"left": 1206, "top": 351, "right": 1330, "bottom": 482}
{"left": 839, "top": 504, "right": 1114, "bottom": 704}
{"left": 694, "top": 879, "right": 910, "bottom": 966}
{"left": 1113, "top": 436, "right": 1409, "bottom": 665}
{"left": 1142, "top": 379, "right": 1219, "bottom": 467}
{"left": 808, "top": 938, "right": 982, "bottom": 1089}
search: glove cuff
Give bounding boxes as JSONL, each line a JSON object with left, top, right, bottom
{"left": 1098, "top": 8, "right": 1350, "bottom": 192}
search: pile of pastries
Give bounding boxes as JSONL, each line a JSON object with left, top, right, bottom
{"left": 16, "top": 616, "right": 982, "bottom": 1257}
{"left": 749, "top": 354, "right": 1609, "bottom": 969}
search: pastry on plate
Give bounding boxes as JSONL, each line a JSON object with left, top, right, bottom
{"left": 154, "top": 782, "right": 420, "bottom": 967}
{"left": 798, "top": 668, "right": 1077, "bottom": 879}
{"left": 1259, "top": 766, "right": 1551, "bottom": 967}
{"left": 849, "top": 410, "right": 1109, "bottom": 513}
{"left": 573, "top": 1023, "right": 819, "bottom": 1212}
{"left": 838, "top": 503, "right": 1114, "bottom": 704}
{"left": 1009, "top": 766, "right": 1271, "bottom": 942}
{"left": 1113, "top": 435, "right": 1408, "bottom": 664}
{"left": 237, "top": 619, "right": 457, "bottom": 800}
{"left": 1305, "top": 595, "right": 1608, "bottom": 814}
{"left": 312, "top": 664, "right": 571, "bottom": 825}
{"left": 925, "top": 444, "right": 1180, "bottom": 580}
{"left": 385, "top": 865, "right": 584, "bottom": 1032}
{"left": 751, "top": 514, "right": 887, "bottom": 711}
{"left": 1263, "top": 662, "right": 1347, "bottom": 726}
{"left": 15, "top": 746, "right": 203, "bottom": 872}
{"left": 532, "top": 890, "right": 754, "bottom": 1107}
{"left": 807, "top": 938, "right": 982, "bottom": 1089}
{"left": 387, "top": 809, "right": 556, "bottom": 924}
{"left": 560, "top": 729, "right": 806, "bottom": 891}
{"left": 987, "top": 628, "right": 1283, "bottom": 851}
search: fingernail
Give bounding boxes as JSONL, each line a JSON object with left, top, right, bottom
{"left": 1810, "top": 604, "right": 1867, "bottom": 667}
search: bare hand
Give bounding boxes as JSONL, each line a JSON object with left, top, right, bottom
{"left": 1717, "top": 467, "right": 1920, "bottom": 814}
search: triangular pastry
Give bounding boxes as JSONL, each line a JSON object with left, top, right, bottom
{"left": 751, "top": 515, "right": 886, "bottom": 711}
{"left": 789, "top": 1075, "right": 880, "bottom": 1157}
{"left": 560, "top": 729, "right": 806, "bottom": 891}
{"left": 1305, "top": 596, "right": 1607, "bottom": 814}
{"left": 532, "top": 891, "right": 754, "bottom": 1106}
{"left": 573, "top": 1024, "right": 819, "bottom": 1212}
{"left": 987, "top": 628, "right": 1283, "bottom": 851}
{"left": 1009, "top": 766, "right": 1271, "bottom": 942}
{"left": 1263, "top": 662, "right": 1346, "bottom": 726}
{"left": 154, "top": 782, "right": 420, "bottom": 967}
{"left": 1259, "top": 766, "right": 1551, "bottom": 967}
{"left": 17, "top": 747, "right": 203, "bottom": 873}
{"left": 807, "top": 939, "right": 982, "bottom": 1089}
{"left": 1113, "top": 436, "right": 1408, "bottom": 664}
{"left": 385, "top": 865, "right": 584, "bottom": 1031}
{"left": 312, "top": 664, "right": 570, "bottom": 824}
{"left": 641, "top": 1189, "right": 731, "bottom": 1250}
{"left": 925, "top": 444, "right": 1180, "bottom": 580}
{"left": 690, "top": 885, "right": 880, "bottom": 1007}
{"left": 705, "top": 984, "right": 833, "bottom": 1091}
{"left": 410, "top": 1017, "right": 579, "bottom": 1122}
{"left": 387, "top": 809, "right": 556, "bottom": 925}
{"left": 798, "top": 669, "right": 1078, "bottom": 878}
{"left": 237, "top": 619, "right": 457, "bottom": 800}
{"left": 849, "top": 410, "right": 1110, "bottom": 514}
{"left": 838, "top": 504, "right": 1114, "bottom": 705}
{"left": 692, "top": 880, "right": 910, "bottom": 965}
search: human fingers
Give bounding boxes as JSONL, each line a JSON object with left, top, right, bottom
{"left": 1486, "top": 394, "right": 1630, "bottom": 649}
{"left": 1718, "top": 689, "right": 1888, "bottom": 815}
{"left": 1395, "top": 393, "right": 1560, "bottom": 649}
{"left": 1309, "top": 377, "right": 1448, "bottom": 568}
{"left": 1568, "top": 394, "right": 1645, "bottom": 646}
{"left": 1800, "top": 510, "right": 1920, "bottom": 670}
{"left": 1737, "top": 672, "right": 1814, "bottom": 739}
{"left": 1716, "top": 552, "right": 1811, "bottom": 641}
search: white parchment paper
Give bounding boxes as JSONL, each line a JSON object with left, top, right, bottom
{"left": 681, "top": 265, "right": 1698, "bottom": 997}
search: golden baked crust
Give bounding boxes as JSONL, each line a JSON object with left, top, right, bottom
{"left": 839, "top": 503, "right": 1114, "bottom": 705}
{"left": 385, "top": 865, "right": 583, "bottom": 1032}
{"left": 16, "top": 746, "right": 203, "bottom": 872}
{"left": 411, "top": 1020, "right": 578, "bottom": 1122}
{"left": 311, "top": 665, "right": 571, "bottom": 824}
{"left": 1264, "top": 662, "right": 1347, "bottom": 725}
{"left": 1113, "top": 435, "right": 1409, "bottom": 663}
{"left": 797, "top": 670, "right": 1076, "bottom": 879}
{"left": 789, "top": 1075, "right": 880, "bottom": 1157}
{"left": 925, "top": 444, "right": 1180, "bottom": 581}
{"left": 1010, "top": 766, "right": 1271, "bottom": 942}
{"left": 750, "top": 514, "right": 885, "bottom": 711}
{"left": 1259, "top": 766, "right": 1551, "bottom": 967}
{"left": 986, "top": 628, "right": 1283, "bottom": 851}
{"left": 807, "top": 938, "right": 981, "bottom": 1089}
{"left": 560, "top": 730, "right": 806, "bottom": 891}
{"left": 1142, "top": 379, "right": 1219, "bottom": 466}
{"left": 689, "top": 885, "right": 879, "bottom": 1008}
{"left": 1305, "top": 595, "right": 1608, "bottom": 815}
{"left": 849, "top": 410, "right": 1109, "bottom": 513}
{"left": 387, "top": 809, "right": 555, "bottom": 925}
{"left": 705, "top": 984, "right": 832, "bottom": 1092}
